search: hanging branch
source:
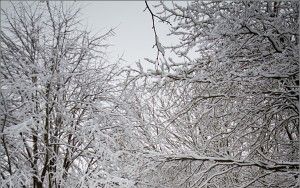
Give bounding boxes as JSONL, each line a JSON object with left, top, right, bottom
{"left": 144, "top": 1, "right": 171, "bottom": 61}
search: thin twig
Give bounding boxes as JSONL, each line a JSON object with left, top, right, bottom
{"left": 144, "top": 1, "right": 171, "bottom": 61}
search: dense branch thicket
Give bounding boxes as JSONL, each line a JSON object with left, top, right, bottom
{"left": 126, "top": 1, "right": 299, "bottom": 187}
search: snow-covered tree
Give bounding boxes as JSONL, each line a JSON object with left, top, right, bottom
{"left": 129, "top": 1, "right": 299, "bottom": 187}
{"left": 1, "top": 1, "right": 299, "bottom": 187}
{"left": 0, "top": 2, "right": 135, "bottom": 187}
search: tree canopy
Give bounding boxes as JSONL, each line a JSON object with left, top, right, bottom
{"left": 1, "top": 1, "right": 299, "bottom": 188}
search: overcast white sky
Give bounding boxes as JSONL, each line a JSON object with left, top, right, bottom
{"left": 1, "top": 1, "right": 174, "bottom": 69}
{"left": 82, "top": 1, "right": 170, "bottom": 64}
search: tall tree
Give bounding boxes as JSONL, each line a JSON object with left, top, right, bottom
{"left": 0, "top": 2, "right": 134, "bottom": 187}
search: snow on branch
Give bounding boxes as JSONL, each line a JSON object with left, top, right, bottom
{"left": 164, "top": 155, "right": 299, "bottom": 172}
